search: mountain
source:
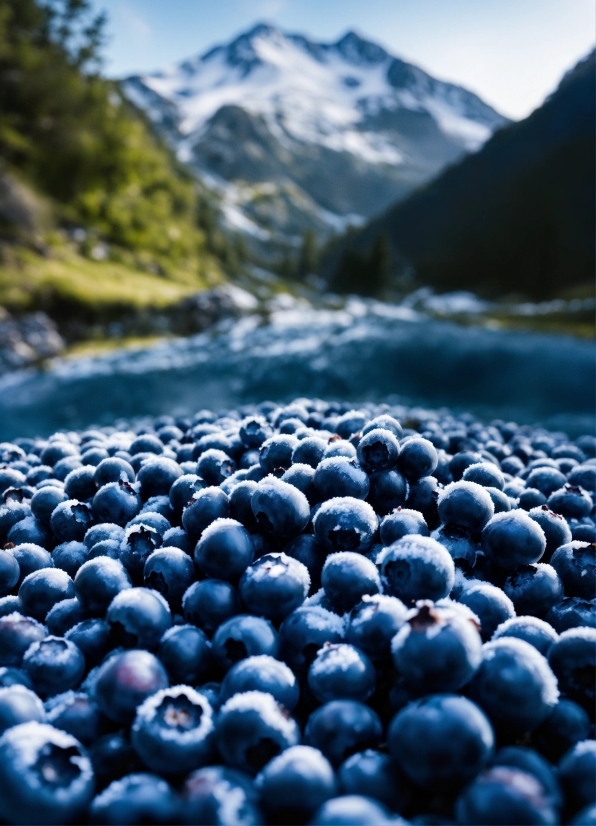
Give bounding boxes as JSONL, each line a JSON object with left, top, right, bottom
{"left": 122, "top": 24, "right": 508, "bottom": 248}
{"left": 323, "top": 50, "right": 595, "bottom": 301}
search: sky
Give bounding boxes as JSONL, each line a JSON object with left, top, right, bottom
{"left": 93, "top": 0, "right": 595, "bottom": 120}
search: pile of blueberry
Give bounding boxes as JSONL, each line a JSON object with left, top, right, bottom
{"left": 0, "top": 399, "right": 594, "bottom": 825}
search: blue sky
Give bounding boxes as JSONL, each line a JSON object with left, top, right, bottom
{"left": 94, "top": 0, "right": 595, "bottom": 119}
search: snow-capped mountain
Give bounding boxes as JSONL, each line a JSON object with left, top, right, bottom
{"left": 123, "top": 24, "right": 509, "bottom": 247}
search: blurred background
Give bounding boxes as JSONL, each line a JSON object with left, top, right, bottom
{"left": 0, "top": 0, "right": 594, "bottom": 437}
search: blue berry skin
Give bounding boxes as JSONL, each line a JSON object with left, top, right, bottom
{"left": 314, "top": 497, "right": 378, "bottom": 554}
{"left": 197, "top": 449, "right": 236, "bottom": 486}
{"left": 279, "top": 606, "right": 346, "bottom": 672}
{"left": 259, "top": 435, "right": 298, "bottom": 474}
{"left": 0, "top": 667, "right": 33, "bottom": 689}
{"left": 482, "top": 510, "right": 547, "bottom": 571}
{"left": 30, "top": 485, "right": 68, "bottom": 527}
{"left": 346, "top": 594, "right": 407, "bottom": 662}
{"left": 282, "top": 463, "right": 317, "bottom": 504}
{"left": 357, "top": 428, "right": 400, "bottom": 473}
{"left": 406, "top": 476, "right": 443, "bottom": 529}
{"left": 228, "top": 480, "right": 258, "bottom": 531}
{"left": 545, "top": 597, "right": 596, "bottom": 633}
{"left": 314, "top": 457, "right": 369, "bottom": 502}
{"left": 94, "top": 457, "right": 135, "bottom": 487}
{"left": 292, "top": 437, "right": 327, "bottom": 468}
{"left": 492, "top": 616, "right": 558, "bottom": 655}
{"left": 431, "top": 523, "right": 477, "bottom": 571}
{"left": 362, "top": 414, "right": 403, "bottom": 440}
{"left": 162, "top": 526, "right": 193, "bottom": 554}
{"left": 118, "top": 524, "right": 162, "bottom": 582}
{"left": 463, "top": 462, "right": 504, "bottom": 491}
{"left": 8, "top": 514, "right": 50, "bottom": 547}
{"left": 438, "top": 481, "right": 495, "bottom": 533}
{"left": 379, "top": 535, "right": 455, "bottom": 605}
{"left": 129, "top": 510, "right": 171, "bottom": 537}
{"left": 548, "top": 627, "right": 596, "bottom": 712}
{"left": 87, "top": 731, "right": 144, "bottom": 790}
{"left": 308, "top": 643, "right": 376, "bottom": 703}
{"left": 92, "top": 479, "right": 142, "bottom": 526}
{"left": 52, "top": 541, "right": 88, "bottom": 577}
{"left": 0, "top": 722, "right": 94, "bottom": 825}
{"left": 182, "top": 486, "right": 230, "bottom": 538}
{"left": 23, "top": 636, "right": 85, "bottom": 698}
{"left": 486, "top": 486, "right": 512, "bottom": 513}
{"left": 181, "top": 765, "right": 262, "bottom": 826}
{"left": 74, "top": 556, "right": 131, "bottom": 616}
{"left": 256, "top": 744, "right": 336, "bottom": 820}
{"left": 169, "top": 474, "right": 204, "bottom": 514}
{"left": 338, "top": 749, "right": 410, "bottom": 812}
{"left": 45, "top": 690, "right": 104, "bottom": 745}
{"left": 526, "top": 467, "right": 568, "bottom": 496}
{"left": 66, "top": 619, "right": 111, "bottom": 667}
{"left": 143, "top": 547, "right": 195, "bottom": 605}
{"left": 195, "top": 518, "right": 254, "bottom": 581}
{"left": 131, "top": 685, "right": 214, "bottom": 776}
{"left": 559, "top": 741, "right": 596, "bottom": 816}
{"left": 492, "top": 745, "right": 562, "bottom": 812}
{"left": 50, "top": 499, "right": 94, "bottom": 543}
{"left": 6, "top": 543, "right": 52, "bottom": 588}
{"left": 18, "top": 568, "right": 75, "bottom": 622}
{"left": 46, "top": 598, "right": 86, "bottom": 636}
{"left": 533, "top": 700, "right": 591, "bottom": 762}
{"left": 398, "top": 437, "right": 438, "bottom": 482}
{"left": 548, "top": 485, "right": 593, "bottom": 519}
{"left": 380, "top": 508, "right": 429, "bottom": 545}
{"left": 64, "top": 466, "right": 97, "bottom": 501}
{"left": 239, "top": 553, "right": 310, "bottom": 621}
{"left": 251, "top": 476, "right": 310, "bottom": 538}
{"left": 458, "top": 582, "right": 515, "bottom": 641}
{"left": 215, "top": 690, "right": 300, "bottom": 775}
{"left": 0, "top": 684, "right": 45, "bottom": 735}
{"left": 366, "top": 469, "right": 407, "bottom": 515}
{"left": 90, "top": 772, "right": 179, "bottom": 825}
{"left": 469, "top": 638, "right": 559, "bottom": 733}
{"left": 392, "top": 601, "right": 482, "bottom": 693}
{"left": 323, "top": 439, "right": 357, "bottom": 461}
{"left": 220, "top": 654, "right": 299, "bottom": 711}
{"left": 284, "top": 534, "right": 325, "bottom": 594}
{"left": 182, "top": 579, "right": 241, "bottom": 634}
{"left": 130, "top": 434, "right": 164, "bottom": 456}
{"left": 94, "top": 650, "right": 169, "bottom": 724}
{"left": 569, "top": 464, "right": 596, "bottom": 494}
{"left": 388, "top": 694, "right": 494, "bottom": 791}
{"left": 0, "top": 595, "right": 21, "bottom": 617}
{"left": 240, "top": 415, "right": 272, "bottom": 448}
{"left": 212, "top": 614, "right": 279, "bottom": 671}
{"left": 519, "top": 488, "right": 548, "bottom": 510}
{"left": 136, "top": 457, "right": 182, "bottom": 500}
{"left": 106, "top": 587, "right": 171, "bottom": 650}
{"left": 84, "top": 523, "right": 124, "bottom": 550}
{"left": 321, "top": 552, "right": 381, "bottom": 615}
{"left": 305, "top": 700, "right": 382, "bottom": 767}
{"left": 456, "top": 766, "right": 558, "bottom": 826}
{"left": 158, "top": 625, "right": 211, "bottom": 685}
{"left": 0, "top": 499, "right": 31, "bottom": 545}
{"left": 0, "top": 549, "right": 20, "bottom": 596}
{"left": 551, "top": 541, "right": 596, "bottom": 599}
{"left": 503, "top": 563, "right": 563, "bottom": 618}
{"left": 309, "top": 795, "right": 392, "bottom": 825}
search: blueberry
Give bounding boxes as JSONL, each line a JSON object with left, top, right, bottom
{"left": 131, "top": 685, "right": 214, "bottom": 775}
{"left": 90, "top": 772, "right": 179, "bottom": 825}
{"left": 366, "top": 469, "right": 407, "bottom": 515}
{"left": 356, "top": 428, "right": 400, "bottom": 474}
{"left": 338, "top": 749, "right": 410, "bottom": 813}
{"left": 50, "top": 499, "right": 93, "bottom": 543}
{"left": 392, "top": 601, "right": 482, "bottom": 692}
{"left": 379, "top": 535, "right": 455, "bottom": 604}
{"left": 438, "top": 481, "right": 495, "bottom": 533}
{"left": 181, "top": 765, "right": 262, "bottom": 826}
{"left": 345, "top": 594, "right": 406, "bottom": 662}
{"left": 182, "top": 486, "right": 230, "bottom": 538}
{"left": 0, "top": 612, "right": 46, "bottom": 667}
{"left": 455, "top": 766, "right": 558, "bottom": 825}
{"left": 94, "top": 457, "right": 135, "bottom": 487}
{"left": 0, "top": 722, "right": 94, "bottom": 825}
{"left": 308, "top": 643, "right": 376, "bottom": 703}
{"left": 119, "top": 524, "right": 162, "bottom": 581}
{"left": 548, "top": 485, "right": 593, "bottom": 519}
{"left": 143, "top": 546, "right": 195, "bottom": 605}
{"left": 251, "top": 476, "right": 310, "bottom": 538}
{"left": 0, "top": 667, "right": 33, "bottom": 689}
{"left": 46, "top": 597, "right": 86, "bottom": 636}
{"left": 169, "top": 474, "right": 204, "bottom": 514}
{"left": 406, "top": 476, "right": 443, "bottom": 529}
{"left": 130, "top": 434, "right": 164, "bottom": 456}
{"left": 195, "top": 518, "right": 254, "bottom": 581}
{"left": 129, "top": 509, "right": 171, "bottom": 536}
{"left": 92, "top": 479, "right": 142, "bottom": 526}
{"left": 19, "top": 568, "right": 75, "bottom": 621}
{"left": 282, "top": 462, "right": 317, "bottom": 504}
{"left": 503, "top": 563, "right": 563, "bottom": 619}
{"left": 162, "top": 525, "right": 193, "bottom": 554}
{"left": 526, "top": 466, "right": 568, "bottom": 496}
{"left": 292, "top": 436, "right": 327, "bottom": 468}
{"left": 569, "top": 464, "right": 596, "bottom": 495}
{"left": 397, "top": 437, "right": 438, "bottom": 482}
{"left": 0, "top": 684, "right": 45, "bottom": 734}
{"left": 228, "top": 480, "right": 258, "bottom": 530}
{"left": 545, "top": 597, "right": 596, "bottom": 632}
{"left": 305, "top": 699, "right": 382, "bottom": 767}
{"left": 0, "top": 497, "right": 32, "bottom": 544}
{"left": 158, "top": 624, "right": 211, "bottom": 685}
{"left": 492, "top": 615, "right": 558, "bottom": 656}
{"left": 559, "top": 741, "right": 596, "bottom": 816}
{"left": 88, "top": 731, "right": 144, "bottom": 790}
{"left": 528, "top": 505, "right": 572, "bottom": 560}
{"left": 94, "top": 649, "right": 169, "bottom": 724}
{"left": 106, "top": 587, "right": 171, "bottom": 650}
{"left": 63, "top": 466, "right": 97, "bottom": 502}
{"left": 380, "top": 508, "right": 429, "bottom": 545}
{"left": 240, "top": 415, "right": 272, "bottom": 448}
{"left": 8, "top": 511, "right": 51, "bottom": 546}
{"left": 66, "top": 619, "right": 111, "bottom": 667}
{"left": 482, "top": 509, "right": 546, "bottom": 570}
{"left": 6, "top": 542, "right": 53, "bottom": 588}
{"left": 215, "top": 690, "right": 300, "bottom": 775}
{"left": 0, "top": 548, "right": 19, "bottom": 596}
{"left": 431, "top": 523, "right": 477, "bottom": 571}
{"left": 458, "top": 581, "right": 515, "bottom": 641}
{"left": 182, "top": 579, "right": 241, "bottom": 634}
{"left": 74, "top": 557, "right": 131, "bottom": 616}
{"left": 239, "top": 553, "right": 310, "bottom": 621}
{"left": 212, "top": 614, "right": 279, "bottom": 671}
{"left": 485, "top": 486, "right": 512, "bottom": 513}
{"left": 45, "top": 690, "right": 105, "bottom": 745}
{"left": 314, "top": 497, "right": 378, "bottom": 554}
{"left": 469, "top": 637, "right": 559, "bottom": 732}
{"left": 220, "top": 654, "right": 299, "bottom": 711}
{"left": 259, "top": 435, "right": 298, "bottom": 474}
{"left": 256, "top": 744, "right": 336, "bottom": 821}
{"left": 279, "top": 605, "right": 345, "bottom": 672}
{"left": 321, "top": 552, "right": 380, "bottom": 615}
{"left": 462, "top": 461, "right": 504, "bottom": 491}
{"left": 135, "top": 457, "right": 182, "bottom": 500}
{"left": 388, "top": 694, "right": 494, "bottom": 791}
{"left": 31, "top": 485, "right": 68, "bottom": 528}
{"left": 362, "top": 414, "right": 403, "bottom": 440}
{"left": 52, "top": 541, "right": 89, "bottom": 577}
{"left": 323, "top": 439, "right": 357, "bottom": 461}
{"left": 533, "top": 700, "right": 591, "bottom": 762}
{"left": 23, "top": 636, "right": 85, "bottom": 698}
{"left": 550, "top": 541, "right": 595, "bottom": 599}
{"left": 284, "top": 534, "right": 325, "bottom": 593}
{"left": 548, "top": 627, "right": 596, "bottom": 711}
{"left": 84, "top": 522, "right": 124, "bottom": 550}
{"left": 492, "top": 744, "right": 562, "bottom": 812}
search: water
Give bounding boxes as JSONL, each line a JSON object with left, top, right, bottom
{"left": 0, "top": 302, "right": 593, "bottom": 438}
